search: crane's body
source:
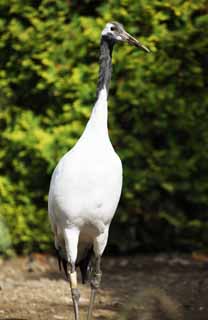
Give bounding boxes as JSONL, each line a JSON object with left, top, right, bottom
{"left": 48, "top": 21, "right": 149, "bottom": 320}
{"left": 48, "top": 87, "right": 122, "bottom": 266}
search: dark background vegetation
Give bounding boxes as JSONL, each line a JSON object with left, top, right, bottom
{"left": 0, "top": 0, "right": 208, "bottom": 255}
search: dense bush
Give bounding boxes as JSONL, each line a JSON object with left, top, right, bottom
{"left": 0, "top": 0, "right": 208, "bottom": 253}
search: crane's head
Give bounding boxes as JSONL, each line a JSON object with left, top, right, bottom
{"left": 101, "top": 21, "right": 150, "bottom": 53}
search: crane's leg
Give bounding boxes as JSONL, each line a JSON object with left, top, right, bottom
{"left": 87, "top": 227, "right": 109, "bottom": 320}
{"left": 87, "top": 256, "right": 102, "bottom": 320}
{"left": 64, "top": 228, "right": 80, "bottom": 320}
{"left": 68, "top": 265, "right": 80, "bottom": 320}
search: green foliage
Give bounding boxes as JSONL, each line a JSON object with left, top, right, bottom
{"left": 0, "top": 217, "right": 12, "bottom": 255}
{"left": 0, "top": 0, "right": 208, "bottom": 253}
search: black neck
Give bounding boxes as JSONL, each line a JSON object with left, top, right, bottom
{"left": 96, "top": 36, "right": 115, "bottom": 99}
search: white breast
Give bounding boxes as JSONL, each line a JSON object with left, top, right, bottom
{"left": 48, "top": 88, "right": 123, "bottom": 235}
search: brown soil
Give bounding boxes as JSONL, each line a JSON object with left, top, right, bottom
{"left": 0, "top": 254, "right": 208, "bottom": 320}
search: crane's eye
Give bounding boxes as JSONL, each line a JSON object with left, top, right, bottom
{"left": 110, "top": 26, "right": 116, "bottom": 31}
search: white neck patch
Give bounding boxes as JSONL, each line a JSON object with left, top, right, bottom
{"left": 101, "top": 23, "right": 114, "bottom": 36}
{"left": 101, "top": 23, "right": 123, "bottom": 41}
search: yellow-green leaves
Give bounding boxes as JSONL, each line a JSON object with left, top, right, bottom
{"left": 0, "top": 0, "right": 208, "bottom": 253}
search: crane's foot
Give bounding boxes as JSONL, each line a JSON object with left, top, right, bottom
{"left": 87, "top": 257, "right": 102, "bottom": 320}
{"left": 69, "top": 271, "right": 80, "bottom": 320}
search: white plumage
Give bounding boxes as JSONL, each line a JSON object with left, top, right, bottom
{"left": 48, "top": 87, "right": 122, "bottom": 266}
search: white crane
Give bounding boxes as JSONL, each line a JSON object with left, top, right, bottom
{"left": 48, "top": 21, "right": 149, "bottom": 320}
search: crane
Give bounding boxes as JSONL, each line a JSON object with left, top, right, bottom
{"left": 48, "top": 21, "right": 149, "bottom": 320}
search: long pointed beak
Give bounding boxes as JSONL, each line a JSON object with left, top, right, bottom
{"left": 122, "top": 31, "right": 150, "bottom": 53}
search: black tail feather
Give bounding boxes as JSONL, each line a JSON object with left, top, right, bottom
{"left": 55, "top": 248, "right": 68, "bottom": 279}
{"left": 55, "top": 247, "right": 93, "bottom": 283}
{"left": 76, "top": 247, "right": 93, "bottom": 284}
{"left": 57, "top": 252, "right": 62, "bottom": 271}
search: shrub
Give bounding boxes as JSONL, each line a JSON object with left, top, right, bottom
{"left": 0, "top": 0, "right": 207, "bottom": 253}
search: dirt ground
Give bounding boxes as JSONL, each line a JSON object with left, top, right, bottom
{"left": 0, "top": 254, "right": 208, "bottom": 320}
